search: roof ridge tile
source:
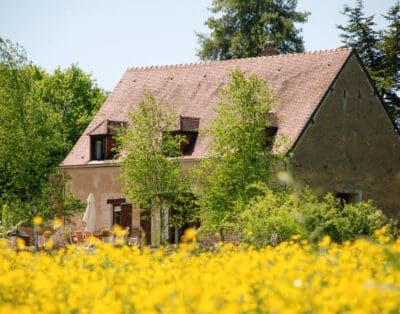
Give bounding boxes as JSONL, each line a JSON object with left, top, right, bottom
{"left": 125, "top": 47, "right": 352, "bottom": 72}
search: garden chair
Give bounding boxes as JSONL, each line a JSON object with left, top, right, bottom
{"left": 75, "top": 231, "right": 85, "bottom": 243}
{"left": 69, "top": 231, "right": 85, "bottom": 244}
{"left": 128, "top": 237, "right": 138, "bottom": 246}
{"left": 69, "top": 231, "right": 79, "bottom": 244}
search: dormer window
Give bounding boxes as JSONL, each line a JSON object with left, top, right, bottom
{"left": 264, "top": 126, "right": 278, "bottom": 148}
{"left": 164, "top": 116, "right": 200, "bottom": 157}
{"left": 335, "top": 190, "right": 362, "bottom": 207}
{"left": 91, "top": 135, "right": 116, "bottom": 160}
{"left": 94, "top": 137, "right": 104, "bottom": 160}
{"left": 171, "top": 131, "right": 198, "bottom": 156}
{"left": 176, "top": 116, "right": 200, "bottom": 156}
{"left": 89, "top": 119, "right": 126, "bottom": 161}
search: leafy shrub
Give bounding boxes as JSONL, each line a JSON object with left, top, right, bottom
{"left": 300, "top": 194, "right": 387, "bottom": 243}
{"left": 236, "top": 184, "right": 388, "bottom": 247}
{"left": 236, "top": 186, "right": 307, "bottom": 247}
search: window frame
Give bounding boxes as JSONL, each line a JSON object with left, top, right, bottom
{"left": 90, "top": 135, "right": 116, "bottom": 161}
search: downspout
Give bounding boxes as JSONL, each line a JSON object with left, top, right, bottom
{"left": 61, "top": 167, "right": 66, "bottom": 246}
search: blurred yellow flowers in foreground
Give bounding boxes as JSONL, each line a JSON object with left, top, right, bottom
{"left": 53, "top": 218, "right": 63, "bottom": 229}
{"left": 0, "top": 234, "right": 399, "bottom": 313}
{"left": 32, "top": 216, "right": 43, "bottom": 226}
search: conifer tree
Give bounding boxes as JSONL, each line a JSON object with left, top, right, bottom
{"left": 338, "top": 1, "right": 400, "bottom": 124}
{"left": 196, "top": 0, "right": 310, "bottom": 60}
{"left": 379, "top": 2, "right": 400, "bottom": 120}
{"left": 337, "top": 0, "right": 382, "bottom": 72}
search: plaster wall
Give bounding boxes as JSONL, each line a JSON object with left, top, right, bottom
{"left": 289, "top": 55, "right": 400, "bottom": 217}
{"left": 63, "top": 159, "right": 200, "bottom": 232}
{"left": 63, "top": 165, "right": 139, "bottom": 231}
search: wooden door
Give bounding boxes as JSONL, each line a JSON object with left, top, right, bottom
{"left": 120, "top": 203, "right": 132, "bottom": 233}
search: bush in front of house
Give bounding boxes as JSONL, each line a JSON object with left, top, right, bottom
{"left": 236, "top": 185, "right": 388, "bottom": 247}
{"left": 237, "top": 187, "right": 307, "bottom": 248}
{"left": 301, "top": 193, "right": 388, "bottom": 243}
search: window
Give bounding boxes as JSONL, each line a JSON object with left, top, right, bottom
{"left": 163, "top": 131, "right": 198, "bottom": 157}
{"left": 113, "top": 205, "right": 121, "bottom": 226}
{"left": 335, "top": 190, "right": 362, "bottom": 207}
{"left": 177, "top": 131, "right": 198, "bottom": 156}
{"left": 90, "top": 135, "right": 116, "bottom": 160}
{"left": 92, "top": 137, "right": 105, "bottom": 160}
{"left": 107, "top": 198, "right": 132, "bottom": 231}
{"left": 89, "top": 119, "right": 125, "bottom": 161}
{"left": 177, "top": 116, "right": 199, "bottom": 156}
{"left": 264, "top": 126, "right": 278, "bottom": 148}
{"left": 162, "top": 116, "right": 200, "bottom": 157}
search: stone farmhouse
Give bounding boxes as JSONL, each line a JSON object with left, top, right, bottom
{"left": 61, "top": 47, "right": 400, "bottom": 242}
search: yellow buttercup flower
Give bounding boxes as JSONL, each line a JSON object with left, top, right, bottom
{"left": 33, "top": 216, "right": 43, "bottom": 226}
{"left": 0, "top": 239, "right": 8, "bottom": 249}
{"left": 16, "top": 237, "right": 25, "bottom": 250}
{"left": 53, "top": 218, "right": 63, "bottom": 229}
{"left": 293, "top": 279, "right": 302, "bottom": 287}
{"left": 291, "top": 234, "right": 301, "bottom": 240}
{"left": 44, "top": 240, "right": 54, "bottom": 250}
{"left": 318, "top": 235, "right": 331, "bottom": 248}
{"left": 181, "top": 228, "right": 197, "bottom": 242}
{"left": 87, "top": 236, "right": 99, "bottom": 245}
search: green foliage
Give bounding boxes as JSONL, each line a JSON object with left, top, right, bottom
{"left": 196, "top": 0, "right": 310, "bottom": 60}
{"left": 168, "top": 194, "right": 199, "bottom": 230}
{"left": 0, "top": 38, "right": 64, "bottom": 223}
{"left": 197, "top": 69, "right": 280, "bottom": 233}
{"left": 236, "top": 185, "right": 387, "bottom": 247}
{"left": 118, "top": 93, "right": 190, "bottom": 245}
{"left": 238, "top": 187, "right": 307, "bottom": 248}
{"left": 118, "top": 93, "right": 186, "bottom": 208}
{"left": 0, "top": 38, "right": 99, "bottom": 236}
{"left": 337, "top": 1, "right": 400, "bottom": 123}
{"left": 302, "top": 194, "right": 387, "bottom": 243}
{"left": 39, "top": 64, "right": 107, "bottom": 149}
{"left": 337, "top": 0, "right": 381, "bottom": 71}
{"left": 45, "top": 171, "right": 85, "bottom": 221}
{"left": 1, "top": 204, "right": 25, "bottom": 237}
{"left": 378, "top": 2, "right": 400, "bottom": 121}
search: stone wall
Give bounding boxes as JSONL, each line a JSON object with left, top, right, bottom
{"left": 289, "top": 54, "right": 400, "bottom": 217}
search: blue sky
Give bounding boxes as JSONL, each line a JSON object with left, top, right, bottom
{"left": 0, "top": 0, "right": 395, "bottom": 91}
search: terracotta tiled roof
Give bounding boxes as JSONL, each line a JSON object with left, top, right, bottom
{"left": 61, "top": 48, "right": 353, "bottom": 167}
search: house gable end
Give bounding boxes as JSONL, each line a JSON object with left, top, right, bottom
{"left": 289, "top": 53, "right": 400, "bottom": 217}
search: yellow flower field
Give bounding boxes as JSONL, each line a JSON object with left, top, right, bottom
{"left": 0, "top": 234, "right": 399, "bottom": 314}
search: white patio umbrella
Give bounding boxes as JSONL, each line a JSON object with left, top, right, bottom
{"left": 82, "top": 193, "right": 96, "bottom": 233}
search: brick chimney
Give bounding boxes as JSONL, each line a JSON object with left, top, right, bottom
{"left": 261, "top": 48, "right": 279, "bottom": 56}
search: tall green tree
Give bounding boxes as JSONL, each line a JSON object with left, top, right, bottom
{"left": 39, "top": 64, "right": 107, "bottom": 151}
{"left": 196, "top": 69, "right": 280, "bottom": 236}
{"left": 337, "top": 0, "right": 382, "bottom": 72}
{"left": 0, "top": 38, "right": 99, "bottom": 248}
{"left": 196, "top": 0, "right": 310, "bottom": 60}
{"left": 337, "top": 0, "right": 400, "bottom": 123}
{"left": 379, "top": 2, "right": 400, "bottom": 120}
{"left": 118, "top": 93, "right": 189, "bottom": 246}
{"left": 0, "top": 38, "right": 65, "bottom": 249}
